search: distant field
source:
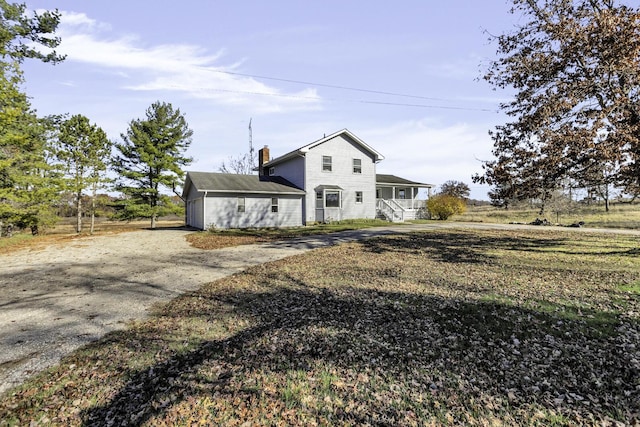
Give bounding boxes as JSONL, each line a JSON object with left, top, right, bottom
{"left": 454, "top": 203, "right": 640, "bottom": 229}
{"left": 1, "top": 228, "right": 638, "bottom": 425}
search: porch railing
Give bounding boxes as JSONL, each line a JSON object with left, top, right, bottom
{"left": 387, "top": 199, "right": 427, "bottom": 210}
{"left": 376, "top": 199, "right": 429, "bottom": 222}
{"left": 377, "top": 199, "right": 404, "bottom": 222}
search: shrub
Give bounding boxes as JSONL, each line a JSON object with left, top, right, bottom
{"left": 427, "top": 195, "right": 466, "bottom": 220}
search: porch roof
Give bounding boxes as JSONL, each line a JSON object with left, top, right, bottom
{"left": 315, "top": 184, "right": 343, "bottom": 191}
{"left": 376, "top": 174, "right": 433, "bottom": 188}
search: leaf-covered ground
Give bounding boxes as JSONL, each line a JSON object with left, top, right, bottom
{"left": 185, "top": 219, "right": 392, "bottom": 250}
{"left": 1, "top": 229, "right": 639, "bottom": 426}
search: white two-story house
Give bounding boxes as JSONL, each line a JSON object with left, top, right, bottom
{"left": 183, "top": 129, "right": 432, "bottom": 229}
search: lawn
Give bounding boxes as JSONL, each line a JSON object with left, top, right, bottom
{"left": 454, "top": 203, "right": 640, "bottom": 229}
{"left": 185, "top": 219, "right": 393, "bottom": 250}
{"left": 1, "top": 228, "right": 638, "bottom": 426}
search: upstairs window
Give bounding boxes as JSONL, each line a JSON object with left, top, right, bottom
{"left": 322, "top": 155, "right": 332, "bottom": 172}
{"left": 355, "top": 191, "right": 363, "bottom": 203}
{"left": 353, "top": 158, "right": 362, "bottom": 174}
{"left": 237, "top": 197, "right": 245, "bottom": 213}
{"left": 271, "top": 197, "right": 279, "bottom": 213}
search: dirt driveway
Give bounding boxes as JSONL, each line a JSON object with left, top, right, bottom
{"left": 2, "top": 223, "right": 638, "bottom": 395}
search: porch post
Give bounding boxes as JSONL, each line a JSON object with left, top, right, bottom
{"left": 392, "top": 186, "right": 395, "bottom": 200}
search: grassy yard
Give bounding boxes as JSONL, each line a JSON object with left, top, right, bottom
{"left": 186, "top": 219, "right": 393, "bottom": 250}
{"left": 1, "top": 228, "right": 639, "bottom": 426}
{"left": 454, "top": 203, "right": 640, "bottom": 229}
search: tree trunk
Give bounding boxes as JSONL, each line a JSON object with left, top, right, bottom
{"left": 76, "top": 191, "right": 82, "bottom": 233}
{"left": 90, "top": 183, "right": 96, "bottom": 235}
{"left": 90, "top": 198, "right": 95, "bottom": 235}
{"left": 151, "top": 214, "right": 157, "bottom": 229}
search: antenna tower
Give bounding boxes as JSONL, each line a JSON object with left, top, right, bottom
{"left": 248, "top": 118, "right": 255, "bottom": 166}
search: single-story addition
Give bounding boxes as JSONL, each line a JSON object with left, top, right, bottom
{"left": 183, "top": 129, "right": 433, "bottom": 229}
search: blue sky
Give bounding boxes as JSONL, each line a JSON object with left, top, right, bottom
{"left": 21, "top": 1, "right": 519, "bottom": 200}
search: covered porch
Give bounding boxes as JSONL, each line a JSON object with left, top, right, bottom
{"left": 376, "top": 174, "right": 434, "bottom": 222}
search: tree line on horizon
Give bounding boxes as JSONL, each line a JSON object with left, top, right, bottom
{"left": 0, "top": 1, "right": 193, "bottom": 236}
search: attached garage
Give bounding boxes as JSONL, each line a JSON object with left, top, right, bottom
{"left": 183, "top": 172, "right": 305, "bottom": 229}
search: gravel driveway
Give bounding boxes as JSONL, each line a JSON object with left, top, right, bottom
{"left": 0, "top": 228, "right": 331, "bottom": 394}
{"left": 0, "top": 226, "right": 411, "bottom": 394}
{"left": 2, "top": 223, "right": 638, "bottom": 395}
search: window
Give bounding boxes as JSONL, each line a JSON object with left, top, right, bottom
{"left": 268, "top": 167, "right": 275, "bottom": 176}
{"left": 271, "top": 197, "right": 278, "bottom": 213}
{"left": 355, "top": 191, "right": 363, "bottom": 203}
{"left": 325, "top": 191, "right": 340, "bottom": 208}
{"left": 322, "top": 155, "right": 332, "bottom": 172}
{"left": 316, "top": 190, "right": 323, "bottom": 208}
{"left": 398, "top": 189, "right": 406, "bottom": 199}
{"left": 237, "top": 197, "right": 245, "bottom": 213}
{"left": 353, "top": 158, "right": 362, "bottom": 174}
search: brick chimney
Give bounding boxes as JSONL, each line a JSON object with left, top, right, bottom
{"left": 258, "top": 145, "right": 270, "bottom": 176}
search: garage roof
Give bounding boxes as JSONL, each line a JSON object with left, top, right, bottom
{"left": 184, "top": 172, "right": 305, "bottom": 196}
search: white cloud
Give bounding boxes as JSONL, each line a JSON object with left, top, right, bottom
{"left": 58, "top": 11, "right": 111, "bottom": 32}
{"left": 361, "top": 119, "right": 494, "bottom": 199}
{"left": 54, "top": 10, "right": 320, "bottom": 113}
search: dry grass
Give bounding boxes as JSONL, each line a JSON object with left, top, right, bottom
{"left": 0, "top": 218, "right": 185, "bottom": 255}
{"left": 1, "top": 229, "right": 639, "bottom": 426}
{"left": 186, "top": 219, "right": 393, "bottom": 250}
{"left": 455, "top": 203, "right": 640, "bottom": 229}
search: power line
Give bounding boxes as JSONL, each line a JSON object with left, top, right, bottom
{"left": 209, "top": 69, "right": 453, "bottom": 102}
{"left": 203, "top": 87, "right": 496, "bottom": 112}
{"left": 205, "top": 68, "right": 500, "bottom": 112}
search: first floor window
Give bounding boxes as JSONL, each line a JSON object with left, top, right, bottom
{"left": 237, "top": 197, "right": 245, "bottom": 213}
{"left": 269, "top": 167, "right": 275, "bottom": 176}
{"left": 326, "top": 191, "right": 340, "bottom": 208}
{"left": 355, "top": 191, "right": 363, "bottom": 203}
{"left": 398, "top": 189, "right": 406, "bottom": 199}
{"left": 271, "top": 197, "right": 279, "bottom": 213}
{"left": 316, "top": 190, "right": 323, "bottom": 208}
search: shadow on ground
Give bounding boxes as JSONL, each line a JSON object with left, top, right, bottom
{"left": 75, "top": 232, "right": 639, "bottom": 425}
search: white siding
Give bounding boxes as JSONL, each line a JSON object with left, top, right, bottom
{"left": 185, "top": 185, "right": 205, "bottom": 229}
{"left": 269, "top": 156, "right": 305, "bottom": 189}
{"left": 203, "top": 193, "right": 303, "bottom": 229}
{"left": 304, "top": 134, "right": 377, "bottom": 223}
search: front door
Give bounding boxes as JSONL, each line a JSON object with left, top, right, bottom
{"left": 315, "top": 189, "right": 342, "bottom": 223}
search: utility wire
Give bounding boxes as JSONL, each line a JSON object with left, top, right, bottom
{"left": 203, "top": 87, "right": 496, "bottom": 112}
{"left": 209, "top": 69, "right": 453, "bottom": 102}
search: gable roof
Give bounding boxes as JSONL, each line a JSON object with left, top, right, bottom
{"left": 376, "top": 174, "right": 433, "bottom": 188}
{"left": 183, "top": 172, "right": 305, "bottom": 197}
{"left": 264, "top": 129, "right": 385, "bottom": 166}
